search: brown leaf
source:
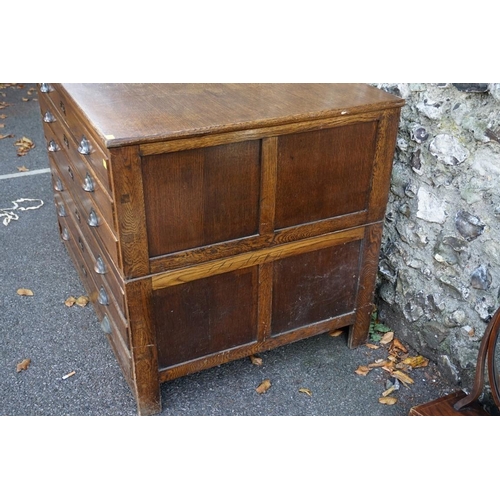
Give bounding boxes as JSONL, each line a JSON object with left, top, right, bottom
{"left": 0, "top": 133, "right": 14, "bottom": 140}
{"left": 392, "top": 370, "right": 415, "bottom": 385}
{"left": 65, "top": 296, "right": 77, "bottom": 307}
{"left": 0, "top": 102, "right": 11, "bottom": 109}
{"left": 382, "top": 386, "right": 396, "bottom": 397}
{"left": 17, "top": 288, "right": 34, "bottom": 296}
{"left": 379, "top": 396, "right": 397, "bottom": 405}
{"left": 379, "top": 331, "right": 394, "bottom": 344}
{"left": 329, "top": 329, "right": 344, "bottom": 337}
{"left": 16, "top": 358, "right": 31, "bottom": 372}
{"left": 249, "top": 354, "right": 263, "bottom": 366}
{"left": 17, "top": 166, "right": 29, "bottom": 172}
{"left": 75, "top": 295, "right": 89, "bottom": 307}
{"left": 14, "top": 136, "right": 35, "bottom": 156}
{"left": 355, "top": 365, "right": 371, "bottom": 376}
{"left": 0, "top": 114, "right": 7, "bottom": 119}
{"left": 299, "top": 388, "right": 312, "bottom": 396}
{"left": 0, "top": 123, "right": 4, "bottom": 128}
{"left": 402, "top": 355, "right": 429, "bottom": 369}
{"left": 21, "top": 98, "right": 29, "bottom": 102}
{"left": 365, "top": 343, "right": 380, "bottom": 350}
{"left": 392, "top": 338, "right": 408, "bottom": 353}
{"left": 368, "top": 359, "right": 391, "bottom": 368}
{"left": 256, "top": 379, "right": 271, "bottom": 394}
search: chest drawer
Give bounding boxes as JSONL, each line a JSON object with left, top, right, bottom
{"left": 44, "top": 129, "right": 115, "bottom": 233}
{"left": 53, "top": 189, "right": 127, "bottom": 332}
{"left": 39, "top": 86, "right": 112, "bottom": 194}
{"left": 51, "top": 166, "right": 123, "bottom": 300}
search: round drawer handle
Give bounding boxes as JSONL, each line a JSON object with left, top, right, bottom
{"left": 94, "top": 255, "right": 107, "bottom": 274}
{"left": 56, "top": 203, "right": 67, "bottom": 217}
{"left": 83, "top": 173, "right": 95, "bottom": 192}
{"left": 61, "top": 227, "right": 70, "bottom": 241}
{"left": 48, "top": 140, "right": 59, "bottom": 152}
{"left": 54, "top": 176, "right": 63, "bottom": 192}
{"left": 87, "top": 208, "right": 99, "bottom": 227}
{"left": 78, "top": 136, "right": 91, "bottom": 155}
{"left": 100, "top": 315, "right": 112, "bottom": 335}
{"left": 40, "top": 83, "right": 53, "bottom": 93}
{"left": 98, "top": 286, "right": 109, "bottom": 306}
{"left": 43, "top": 110, "right": 56, "bottom": 123}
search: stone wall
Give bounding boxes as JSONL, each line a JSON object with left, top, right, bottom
{"left": 373, "top": 83, "right": 500, "bottom": 389}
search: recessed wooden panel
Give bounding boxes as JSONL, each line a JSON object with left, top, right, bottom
{"left": 154, "top": 268, "right": 258, "bottom": 368}
{"left": 275, "top": 122, "right": 378, "bottom": 229}
{"left": 142, "top": 140, "right": 261, "bottom": 256}
{"left": 271, "top": 240, "right": 361, "bottom": 335}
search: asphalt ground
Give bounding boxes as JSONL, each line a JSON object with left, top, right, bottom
{"left": 0, "top": 84, "right": 475, "bottom": 418}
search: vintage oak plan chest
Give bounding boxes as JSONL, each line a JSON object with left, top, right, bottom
{"left": 37, "top": 83, "right": 404, "bottom": 415}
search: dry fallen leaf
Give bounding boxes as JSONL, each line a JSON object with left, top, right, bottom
{"left": 329, "top": 329, "right": 344, "bottom": 337}
{"left": 365, "top": 343, "right": 380, "bottom": 350}
{"left": 17, "top": 288, "right": 34, "bottom": 296}
{"left": 379, "top": 331, "right": 394, "bottom": 345}
{"left": 22, "top": 98, "right": 29, "bottom": 102}
{"left": 368, "top": 359, "right": 391, "bottom": 368}
{"left": 392, "top": 370, "right": 415, "bottom": 385}
{"left": 0, "top": 123, "right": 4, "bottom": 128}
{"left": 382, "top": 386, "right": 396, "bottom": 397}
{"left": 355, "top": 365, "right": 371, "bottom": 376}
{"left": 14, "top": 136, "right": 35, "bottom": 156}
{"left": 250, "top": 355, "right": 263, "bottom": 366}
{"left": 299, "top": 388, "right": 312, "bottom": 396}
{"left": 17, "top": 166, "right": 29, "bottom": 172}
{"left": 75, "top": 295, "right": 89, "bottom": 307}
{"left": 65, "top": 296, "right": 77, "bottom": 307}
{"left": 0, "top": 134, "right": 14, "bottom": 140}
{"left": 256, "top": 379, "right": 271, "bottom": 394}
{"left": 379, "top": 396, "right": 397, "bottom": 405}
{"left": 391, "top": 338, "right": 408, "bottom": 353}
{"left": 402, "top": 355, "right": 429, "bottom": 369}
{"left": 0, "top": 114, "right": 7, "bottom": 119}
{"left": 16, "top": 358, "right": 31, "bottom": 372}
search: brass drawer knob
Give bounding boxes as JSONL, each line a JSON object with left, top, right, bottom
{"left": 43, "top": 111, "right": 56, "bottom": 123}
{"left": 100, "top": 315, "right": 112, "bottom": 335}
{"left": 39, "top": 83, "right": 53, "bottom": 93}
{"left": 87, "top": 208, "right": 99, "bottom": 227}
{"left": 54, "top": 176, "right": 63, "bottom": 192}
{"left": 56, "top": 203, "right": 67, "bottom": 217}
{"left": 82, "top": 173, "right": 95, "bottom": 192}
{"left": 94, "top": 255, "right": 107, "bottom": 274}
{"left": 48, "top": 140, "right": 59, "bottom": 152}
{"left": 98, "top": 286, "right": 109, "bottom": 306}
{"left": 78, "top": 136, "right": 91, "bottom": 155}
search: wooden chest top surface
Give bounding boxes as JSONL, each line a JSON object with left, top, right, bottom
{"left": 59, "top": 83, "right": 404, "bottom": 148}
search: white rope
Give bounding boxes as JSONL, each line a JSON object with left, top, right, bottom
{"left": 0, "top": 198, "right": 44, "bottom": 226}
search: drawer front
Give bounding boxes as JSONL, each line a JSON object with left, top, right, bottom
{"left": 55, "top": 193, "right": 129, "bottom": 350}
{"left": 52, "top": 172, "right": 124, "bottom": 312}
{"left": 41, "top": 110, "right": 115, "bottom": 232}
{"left": 38, "top": 84, "right": 112, "bottom": 195}
{"left": 47, "top": 151, "right": 120, "bottom": 270}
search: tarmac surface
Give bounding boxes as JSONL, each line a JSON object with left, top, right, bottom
{"left": 0, "top": 83, "right": 465, "bottom": 416}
